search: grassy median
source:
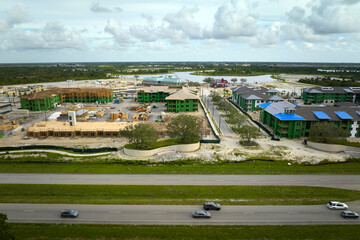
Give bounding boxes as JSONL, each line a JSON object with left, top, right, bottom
{"left": 9, "top": 224, "right": 360, "bottom": 240}
{"left": 1, "top": 184, "right": 359, "bottom": 205}
{"left": 0, "top": 155, "right": 360, "bottom": 174}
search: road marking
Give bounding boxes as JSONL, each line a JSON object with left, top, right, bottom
{"left": 23, "top": 210, "right": 35, "bottom": 212}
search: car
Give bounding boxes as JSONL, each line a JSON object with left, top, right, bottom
{"left": 203, "top": 202, "right": 221, "bottom": 211}
{"left": 341, "top": 211, "right": 359, "bottom": 219}
{"left": 327, "top": 201, "right": 348, "bottom": 210}
{"left": 61, "top": 209, "right": 79, "bottom": 218}
{"left": 192, "top": 210, "right": 211, "bottom": 218}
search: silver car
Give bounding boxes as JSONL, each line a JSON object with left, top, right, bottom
{"left": 192, "top": 210, "right": 211, "bottom": 218}
{"left": 327, "top": 201, "right": 348, "bottom": 210}
{"left": 61, "top": 209, "right": 79, "bottom": 218}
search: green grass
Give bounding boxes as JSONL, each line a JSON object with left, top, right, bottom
{"left": 308, "top": 137, "right": 360, "bottom": 148}
{"left": 9, "top": 223, "right": 360, "bottom": 240}
{"left": 125, "top": 138, "right": 186, "bottom": 150}
{"left": 0, "top": 155, "right": 359, "bottom": 174}
{"left": 1, "top": 184, "right": 359, "bottom": 205}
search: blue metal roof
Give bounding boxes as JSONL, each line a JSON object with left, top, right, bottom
{"left": 313, "top": 111, "right": 331, "bottom": 120}
{"left": 274, "top": 113, "right": 305, "bottom": 121}
{"left": 259, "top": 102, "right": 272, "bottom": 109}
{"left": 334, "top": 111, "right": 353, "bottom": 120}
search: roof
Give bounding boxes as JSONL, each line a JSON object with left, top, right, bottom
{"left": 274, "top": 113, "right": 305, "bottom": 121}
{"left": 269, "top": 95, "right": 283, "bottom": 101}
{"left": 303, "top": 86, "right": 360, "bottom": 94}
{"left": 244, "top": 94, "right": 262, "bottom": 100}
{"left": 143, "top": 75, "right": 183, "bottom": 83}
{"left": 267, "top": 88, "right": 279, "bottom": 93}
{"left": 165, "top": 88, "right": 199, "bottom": 101}
{"left": 312, "top": 111, "right": 331, "bottom": 120}
{"left": 335, "top": 111, "right": 353, "bottom": 120}
{"left": 259, "top": 102, "right": 272, "bottom": 109}
{"left": 264, "top": 101, "right": 296, "bottom": 115}
{"left": 295, "top": 106, "right": 360, "bottom": 121}
{"left": 138, "top": 86, "right": 179, "bottom": 94}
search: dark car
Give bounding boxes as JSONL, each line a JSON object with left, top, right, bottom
{"left": 341, "top": 211, "right": 359, "bottom": 219}
{"left": 192, "top": 210, "right": 211, "bottom": 218}
{"left": 203, "top": 202, "right": 221, "bottom": 211}
{"left": 61, "top": 209, "right": 79, "bottom": 218}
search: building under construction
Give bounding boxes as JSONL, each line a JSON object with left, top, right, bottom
{"left": 20, "top": 88, "right": 113, "bottom": 111}
{"left": 27, "top": 121, "right": 134, "bottom": 138}
{"left": 137, "top": 86, "right": 179, "bottom": 103}
{"left": 165, "top": 88, "right": 199, "bottom": 112}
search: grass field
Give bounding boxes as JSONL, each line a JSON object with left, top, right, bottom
{"left": 0, "top": 157, "right": 359, "bottom": 174}
{"left": 1, "top": 184, "right": 359, "bottom": 205}
{"left": 9, "top": 223, "right": 360, "bottom": 240}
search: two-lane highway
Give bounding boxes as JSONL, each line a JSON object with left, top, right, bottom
{"left": 0, "top": 174, "right": 359, "bottom": 190}
{"left": 1, "top": 203, "right": 360, "bottom": 225}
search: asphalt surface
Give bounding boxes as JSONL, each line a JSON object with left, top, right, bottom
{"left": 202, "top": 96, "right": 235, "bottom": 136}
{"left": 1, "top": 174, "right": 360, "bottom": 190}
{"left": 2, "top": 203, "right": 360, "bottom": 225}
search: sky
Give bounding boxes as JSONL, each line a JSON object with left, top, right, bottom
{"left": 1, "top": 0, "right": 360, "bottom": 63}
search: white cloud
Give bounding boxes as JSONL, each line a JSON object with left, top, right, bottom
{"left": 141, "top": 41, "right": 168, "bottom": 51}
{"left": 210, "top": 0, "right": 258, "bottom": 39}
{"left": 251, "top": 23, "right": 281, "bottom": 47}
{"left": 285, "top": 40, "right": 298, "bottom": 51}
{"left": 104, "top": 19, "right": 133, "bottom": 49}
{"left": 90, "top": 2, "right": 122, "bottom": 13}
{"left": 0, "top": 3, "right": 30, "bottom": 32}
{"left": 7, "top": 22, "right": 87, "bottom": 50}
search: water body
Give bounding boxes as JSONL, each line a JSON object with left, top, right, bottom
{"left": 137, "top": 72, "right": 276, "bottom": 83}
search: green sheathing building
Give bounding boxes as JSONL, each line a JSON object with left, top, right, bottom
{"left": 261, "top": 111, "right": 305, "bottom": 138}
{"left": 20, "top": 93, "right": 62, "bottom": 111}
{"left": 63, "top": 96, "right": 113, "bottom": 103}
{"left": 302, "top": 87, "right": 360, "bottom": 105}
{"left": 165, "top": 89, "right": 199, "bottom": 113}
{"left": 261, "top": 102, "right": 359, "bottom": 139}
{"left": 167, "top": 99, "right": 199, "bottom": 112}
{"left": 137, "top": 91, "right": 170, "bottom": 102}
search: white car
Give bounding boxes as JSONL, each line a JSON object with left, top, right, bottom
{"left": 327, "top": 201, "right": 348, "bottom": 210}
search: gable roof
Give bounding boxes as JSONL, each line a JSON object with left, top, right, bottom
{"left": 165, "top": 88, "right": 199, "bottom": 100}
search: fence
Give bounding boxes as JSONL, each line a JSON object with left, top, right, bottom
{"left": 228, "top": 99, "right": 279, "bottom": 141}
{"left": 199, "top": 98, "right": 220, "bottom": 144}
{"left": 0, "top": 145, "right": 118, "bottom": 153}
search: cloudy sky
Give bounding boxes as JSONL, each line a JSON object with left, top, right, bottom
{"left": 1, "top": 0, "right": 360, "bottom": 63}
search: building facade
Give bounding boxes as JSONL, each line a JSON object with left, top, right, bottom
{"left": 302, "top": 86, "right": 360, "bottom": 105}
{"left": 260, "top": 101, "right": 360, "bottom": 139}
{"left": 165, "top": 88, "right": 199, "bottom": 112}
{"left": 232, "top": 86, "right": 282, "bottom": 112}
{"left": 137, "top": 86, "right": 178, "bottom": 102}
{"left": 20, "top": 88, "right": 113, "bottom": 111}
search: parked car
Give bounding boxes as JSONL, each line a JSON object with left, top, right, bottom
{"left": 192, "top": 210, "right": 211, "bottom": 218}
{"left": 327, "top": 201, "right": 348, "bottom": 210}
{"left": 203, "top": 202, "right": 221, "bottom": 211}
{"left": 61, "top": 209, "right": 79, "bottom": 218}
{"left": 341, "top": 211, "right": 359, "bottom": 219}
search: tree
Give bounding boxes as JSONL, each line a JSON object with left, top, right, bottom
{"left": 0, "top": 213, "right": 14, "bottom": 240}
{"left": 167, "top": 114, "right": 201, "bottom": 144}
{"left": 120, "top": 123, "right": 158, "bottom": 149}
{"left": 309, "top": 122, "right": 347, "bottom": 143}
{"left": 240, "top": 78, "right": 247, "bottom": 84}
{"left": 203, "top": 77, "right": 213, "bottom": 84}
{"left": 209, "top": 91, "right": 222, "bottom": 103}
{"left": 231, "top": 78, "right": 237, "bottom": 84}
{"left": 236, "top": 125, "right": 261, "bottom": 144}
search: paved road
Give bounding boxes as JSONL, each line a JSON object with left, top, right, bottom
{"left": 1, "top": 174, "right": 360, "bottom": 190}
{"left": 202, "top": 96, "right": 235, "bottom": 136}
{"left": 2, "top": 203, "right": 360, "bottom": 225}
